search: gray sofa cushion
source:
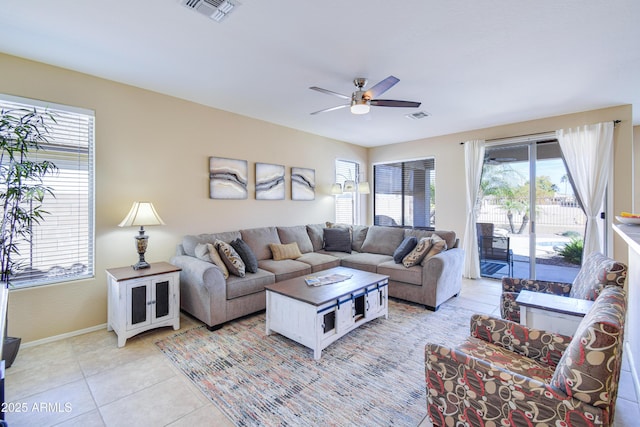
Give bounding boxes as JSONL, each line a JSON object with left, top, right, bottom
{"left": 240, "top": 227, "right": 281, "bottom": 261}
{"left": 306, "top": 224, "right": 325, "bottom": 252}
{"left": 404, "top": 229, "right": 457, "bottom": 250}
{"left": 323, "top": 228, "right": 351, "bottom": 253}
{"left": 226, "top": 269, "right": 275, "bottom": 299}
{"left": 360, "top": 226, "right": 405, "bottom": 255}
{"left": 277, "top": 225, "right": 314, "bottom": 253}
{"left": 377, "top": 260, "right": 423, "bottom": 286}
{"left": 351, "top": 225, "right": 369, "bottom": 252}
{"left": 183, "top": 231, "right": 242, "bottom": 257}
{"left": 296, "top": 252, "right": 341, "bottom": 272}
{"left": 230, "top": 238, "right": 259, "bottom": 273}
{"left": 325, "top": 222, "right": 368, "bottom": 252}
{"left": 257, "top": 259, "right": 312, "bottom": 281}
{"left": 341, "top": 253, "right": 394, "bottom": 273}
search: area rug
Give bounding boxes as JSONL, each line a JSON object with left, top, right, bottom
{"left": 156, "top": 300, "right": 475, "bottom": 427}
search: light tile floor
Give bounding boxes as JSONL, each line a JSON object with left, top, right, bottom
{"left": 4, "top": 278, "right": 639, "bottom": 426}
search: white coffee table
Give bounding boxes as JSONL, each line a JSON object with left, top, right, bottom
{"left": 265, "top": 266, "right": 389, "bottom": 359}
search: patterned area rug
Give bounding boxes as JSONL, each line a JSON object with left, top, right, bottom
{"left": 156, "top": 299, "right": 474, "bottom": 427}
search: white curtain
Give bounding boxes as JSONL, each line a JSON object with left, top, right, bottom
{"left": 556, "top": 122, "right": 614, "bottom": 258}
{"left": 463, "top": 139, "right": 485, "bottom": 278}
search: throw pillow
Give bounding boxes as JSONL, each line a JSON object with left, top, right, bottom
{"left": 214, "top": 239, "right": 246, "bottom": 277}
{"left": 422, "top": 234, "right": 447, "bottom": 264}
{"left": 323, "top": 227, "right": 351, "bottom": 253}
{"left": 402, "top": 237, "right": 433, "bottom": 267}
{"left": 269, "top": 242, "right": 303, "bottom": 261}
{"left": 230, "top": 238, "right": 259, "bottom": 273}
{"left": 393, "top": 236, "right": 418, "bottom": 263}
{"left": 194, "top": 243, "right": 212, "bottom": 262}
{"left": 206, "top": 243, "right": 229, "bottom": 279}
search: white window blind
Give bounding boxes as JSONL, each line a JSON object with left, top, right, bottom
{"left": 335, "top": 159, "right": 359, "bottom": 224}
{"left": 1, "top": 95, "right": 94, "bottom": 288}
{"left": 373, "top": 158, "right": 435, "bottom": 228}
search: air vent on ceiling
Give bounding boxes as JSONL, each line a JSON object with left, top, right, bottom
{"left": 181, "top": 0, "right": 239, "bottom": 22}
{"left": 405, "top": 111, "right": 431, "bottom": 120}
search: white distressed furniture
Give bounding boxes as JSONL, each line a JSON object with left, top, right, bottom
{"left": 107, "top": 262, "right": 181, "bottom": 347}
{"left": 265, "top": 266, "right": 389, "bottom": 359}
{"left": 516, "top": 289, "right": 593, "bottom": 336}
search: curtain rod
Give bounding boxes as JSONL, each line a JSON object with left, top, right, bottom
{"left": 459, "top": 120, "right": 621, "bottom": 145}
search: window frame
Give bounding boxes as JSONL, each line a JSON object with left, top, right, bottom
{"left": 373, "top": 157, "right": 436, "bottom": 229}
{"left": 1, "top": 94, "right": 95, "bottom": 288}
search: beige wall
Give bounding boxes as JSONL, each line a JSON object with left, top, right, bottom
{"left": 0, "top": 53, "right": 367, "bottom": 343}
{"left": 1, "top": 52, "right": 634, "bottom": 344}
{"left": 369, "top": 105, "right": 634, "bottom": 264}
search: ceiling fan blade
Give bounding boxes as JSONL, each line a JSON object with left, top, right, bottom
{"left": 310, "top": 104, "right": 349, "bottom": 115}
{"left": 364, "top": 75, "right": 400, "bottom": 98}
{"left": 309, "top": 86, "right": 350, "bottom": 100}
{"left": 370, "top": 99, "right": 422, "bottom": 108}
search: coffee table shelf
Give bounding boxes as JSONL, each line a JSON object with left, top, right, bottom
{"left": 265, "top": 267, "right": 389, "bottom": 359}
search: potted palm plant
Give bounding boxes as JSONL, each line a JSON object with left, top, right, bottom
{"left": 0, "top": 107, "right": 57, "bottom": 368}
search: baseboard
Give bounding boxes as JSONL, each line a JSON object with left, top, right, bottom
{"left": 21, "top": 323, "right": 108, "bottom": 349}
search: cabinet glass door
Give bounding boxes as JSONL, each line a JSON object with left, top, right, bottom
{"left": 130, "top": 284, "right": 148, "bottom": 326}
{"left": 155, "top": 280, "right": 170, "bottom": 318}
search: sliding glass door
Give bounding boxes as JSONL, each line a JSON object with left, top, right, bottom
{"left": 478, "top": 140, "right": 586, "bottom": 281}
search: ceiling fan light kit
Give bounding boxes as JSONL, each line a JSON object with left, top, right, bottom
{"left": 310, "top": 75, "right": 421, "bottom": 116}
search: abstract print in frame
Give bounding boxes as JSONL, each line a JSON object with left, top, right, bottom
{"left": 291, "top": 167, "right": 315, "bottom": 200}
{"left": 209, "top": 157, "right": 248, "bottom": 199}
{"left": 255, "top": 163, "right": 285, "bottom": 200}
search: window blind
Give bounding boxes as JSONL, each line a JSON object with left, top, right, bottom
{"left": 335, "top": 159, "right": 358, "bottom": 224}
{"left": 1, "top": 95, "right": 94, "bottom": 288}
{"left": 374, "top": 158, "right": 435, "bottom": 228}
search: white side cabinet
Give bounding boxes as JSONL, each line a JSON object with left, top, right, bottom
{"left": 107, "top": 262, "right": 181, "bottom": 347}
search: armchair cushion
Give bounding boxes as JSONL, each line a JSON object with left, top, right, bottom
{"left": 470, "top": 314, "right": 571, "bottom": 367}
{"left": 500, "top": 278, "right": 572, "bottom": 322}
{"left": 551, "top": 286, "right": 626, "bottom": 408}
{"left": 569, "top": 251, "right": 627, "bottom": 300}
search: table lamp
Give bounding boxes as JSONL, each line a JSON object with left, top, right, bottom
{"left": 118, "top": 201, "right": 165, "bottom": 270}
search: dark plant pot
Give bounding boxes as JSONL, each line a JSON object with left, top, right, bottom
{"left": 3, "top": 336, "right": 21, "bottom": 368}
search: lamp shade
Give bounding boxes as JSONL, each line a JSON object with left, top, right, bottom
{"left": 343, "top": 180, "right": 356, "bottom": 192}
{"left": 358, "top": 182, "right": 371, "bottom": 194}
{"left": 118, "top": 202, "right": 165, "bottom": 227}
{"left": 330, "top": 183, "right": 343, "bottom": 195}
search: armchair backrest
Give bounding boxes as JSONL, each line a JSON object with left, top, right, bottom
{"left": 551, "top": 285, "right": 626, "bottom": 410}
{"left": 569, "top": 252, "right": 627, "bottom": 300}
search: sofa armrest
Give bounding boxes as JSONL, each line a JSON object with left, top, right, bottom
{"left": 169, "top": 255, "right": 227, "bottom": 328}
{"left": 421, "top": 248, "right": 465, "bottom": 307}
{"left": 501, "top": 277, "right": 572, "bottom": 296}
{"left": 469, "top": 314, "right": 571, "bottom": 367}
{"left": 424, "top": 342, "right": 604, "bottom": 426}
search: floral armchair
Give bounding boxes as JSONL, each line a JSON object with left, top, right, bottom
{"left": 501, "top": 251, "right": 627, "bottom": 322}
{"left": 425, "top": 285, "right": 626, "bottom": 427}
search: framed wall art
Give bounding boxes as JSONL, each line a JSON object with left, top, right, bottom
{"left": 291, "top": 167, "right": 315, "bottom": 200}
{"left": 209, "top": 157, "right": 248, "bottom": 199}
{"left": 255, "top": 162, "right": 285, "bottom": 200}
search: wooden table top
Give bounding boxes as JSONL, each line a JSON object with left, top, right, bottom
{"left": 516, "top": 289, "right": 594, "bottom": 317}
{"left": 265, "top": 266, "right": 389, "bottom": 306}
{"left": 106, "top": 261, "right": 181, "bottom": 282}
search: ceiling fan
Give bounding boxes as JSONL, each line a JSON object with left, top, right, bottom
{"left": 309, "top": 75, "right": 421, "bottom": 115}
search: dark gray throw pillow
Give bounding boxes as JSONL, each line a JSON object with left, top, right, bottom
{"left": 323, "top": 228, "right": 351, "bottom": 253}
{"left": 230, "top": 238, "right": 259, "bottom": 273}
{"left": 393, "top": 236, "right": 418, "bottom": 263}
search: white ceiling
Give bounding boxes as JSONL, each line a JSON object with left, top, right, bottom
{"left": 0, "top": 0, "right": 638, "bottom": 147}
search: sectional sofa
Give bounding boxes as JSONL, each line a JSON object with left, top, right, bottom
{"left": 170, "top": 223, "right": 465, "bottom": 330}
